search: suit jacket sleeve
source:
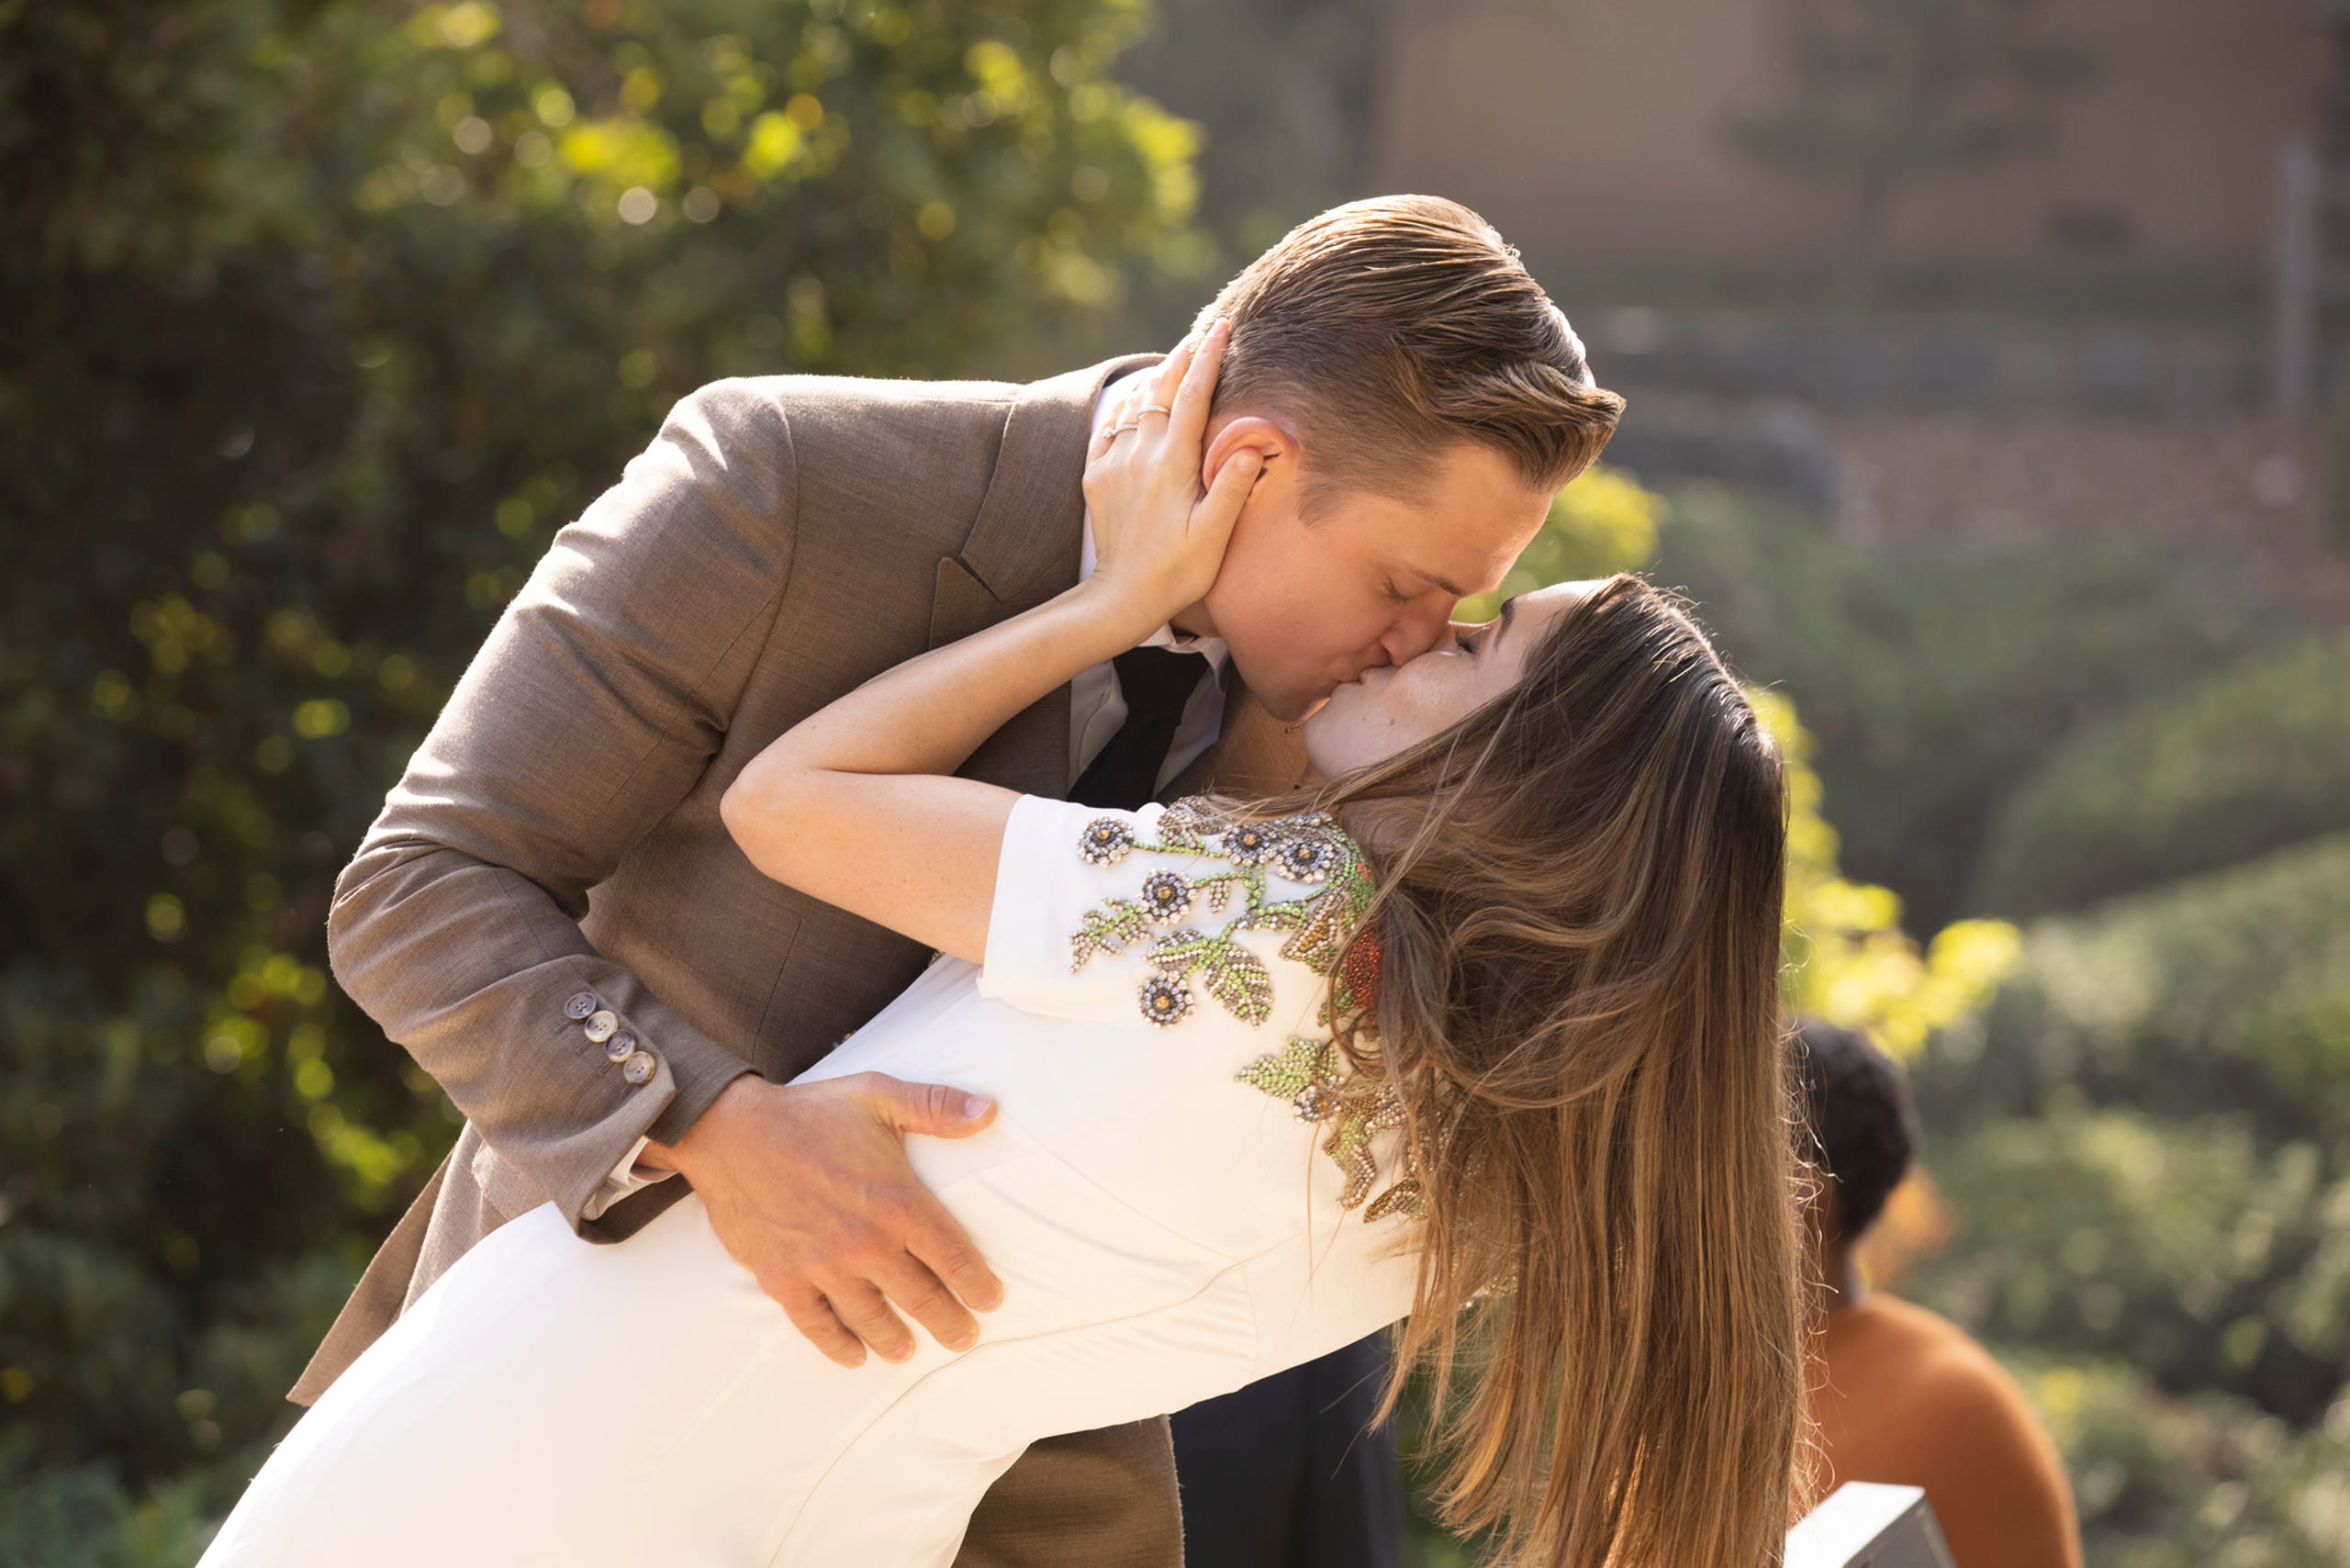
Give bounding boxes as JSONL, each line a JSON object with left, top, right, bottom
{"left": 326, "top": 377, "right": 799, "bottom": 1236}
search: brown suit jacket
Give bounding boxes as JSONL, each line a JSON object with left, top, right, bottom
{"left": 297, "top": 351, "right": 1191, "bottom": 1567}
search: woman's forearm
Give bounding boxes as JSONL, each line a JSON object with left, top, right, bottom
{"left": 743, "top": 577, "right": 1159, "bottom": 788}
{"left": 715, "top": 576, "right": 1161, "bottom": 944}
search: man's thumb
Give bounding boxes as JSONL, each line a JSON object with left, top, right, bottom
{"left": 879, "top": 1076, "right": 998, "bottom": 1138}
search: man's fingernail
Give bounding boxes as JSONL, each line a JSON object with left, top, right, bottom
{"left": 963, "top": 1092, "right": 993, "bottom": 1119}
{"left": 948, "top": 1330, "right": 977, "bottom": 1351}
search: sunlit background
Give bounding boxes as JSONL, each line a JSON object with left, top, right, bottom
{"left": 6, "top": 1, "right": 2347, "bottom": 1561}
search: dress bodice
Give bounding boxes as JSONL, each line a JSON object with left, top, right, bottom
{"left": 801, "top": 793, "right": 1423, "bottom": 1263}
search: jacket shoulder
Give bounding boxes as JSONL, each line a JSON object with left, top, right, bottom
{"left": 684, "top": 372, "right": 1019, "bottom": 457}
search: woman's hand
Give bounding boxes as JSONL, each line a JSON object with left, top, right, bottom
{"left": 1080, "top": 318, "right": 1261, "bottom": 628}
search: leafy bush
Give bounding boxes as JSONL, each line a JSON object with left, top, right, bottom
{"left": 2009, "top": 1355, "right": 2350, "bottom": 1567}
{"left": 1907, "top": 1109, "right": 2350, "bottom": 1423}
{"left": 2, "top": 0, "right": 1200, "bottom": 1516}
{"left": 1916, "top": 832, "right": 2350, "bottom": 1150}
{"left": 0, "top": 1456, "right": 219, "bottom": 1568}
{"left": 1648, "top": 481, "right": 2272, "bottom": 932}
{"left": 1971, "top": 633, "right": 2350, "bottom": 918}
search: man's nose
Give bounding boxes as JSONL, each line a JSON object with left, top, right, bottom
{"left": 1382, "top": 601, "right": 1452, "bottom": 666}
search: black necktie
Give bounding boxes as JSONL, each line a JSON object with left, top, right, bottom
{"left": 1070, "top": 646, "right": 1211, "bottom": 811}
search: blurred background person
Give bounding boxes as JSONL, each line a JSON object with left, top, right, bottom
{"left": 1795, "top": 1015, "right": 2081, "bottom": 1568}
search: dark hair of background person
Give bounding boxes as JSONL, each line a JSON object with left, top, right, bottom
{"left": 1192, "top": 193, "right": 1628, "bottom": 518}
{"left": 1793, "top": 1015, "right": 1921, "bottom": 1239}
{"left": 1213, "top": 573, "right": 1811, "bottom": 1568}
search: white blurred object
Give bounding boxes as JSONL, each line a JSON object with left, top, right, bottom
{"left": 1785, "top": 1482, "right": 1958, "bottom": 1568}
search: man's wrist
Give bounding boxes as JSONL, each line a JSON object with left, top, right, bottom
{"left": 643, "top": 1071, "right": 766, "bottom": 1182}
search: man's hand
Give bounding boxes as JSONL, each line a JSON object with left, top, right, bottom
{"left": 640, "top": 1072, "right": 1005, "bottom": 1367}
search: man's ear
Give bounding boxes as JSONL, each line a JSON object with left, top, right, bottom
{"left": 1201, "top": 413, "right": 1296, "bottom": 493}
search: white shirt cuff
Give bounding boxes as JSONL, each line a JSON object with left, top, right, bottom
{"left": 578, "top": 1132, "right": 677, "bottom": 1221}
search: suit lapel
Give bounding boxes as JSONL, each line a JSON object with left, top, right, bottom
{"left": 926, "top": 350, "right": 1166, "bottom": 800}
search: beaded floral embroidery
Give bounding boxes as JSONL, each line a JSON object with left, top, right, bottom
{"left": 1066, "top": 799, "right": 1376, "bottom": 1029}
{"left": 1234, "top": 1037, "right": 1426, "bottom": 1223}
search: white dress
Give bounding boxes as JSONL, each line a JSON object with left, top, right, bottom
{"left": 199, "top": 795, "right": 1424, "bottom": 1567}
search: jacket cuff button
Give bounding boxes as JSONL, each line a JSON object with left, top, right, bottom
{"left": 565, "top": 991, "right": 599, "bottom": 1021}
{"left": 604, "top": 1030, "right": 638, "bottom": 1064}
{"left": 584, "top": 1009, "right": 620, "bottom": 1044}
{"left": 621, "top": 1052, "right": 657, "bottom": 1087}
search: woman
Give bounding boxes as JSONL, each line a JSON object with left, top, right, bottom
{"left": 200, "top": 329, "right": 1807, "bottom": 1568}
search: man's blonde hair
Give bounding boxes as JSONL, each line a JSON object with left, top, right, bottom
{"left": 1194, "top": 195, "right": 1626, "bottom": 516}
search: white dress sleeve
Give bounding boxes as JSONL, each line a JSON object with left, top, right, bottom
{"left": 977, "top": 794, "right": 1178, "bottom": 1025}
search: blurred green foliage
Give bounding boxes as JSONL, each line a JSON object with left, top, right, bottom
{"left": 1, "top": 0, "right": 1204, "bottom": 1536}
{"left": 1649, "top": 480, "right": 2266, "bottom": 933}
{"left": 1920, "top": 833, "right": 2350, "bottom": 1155}
{"left": 1971, "top": 634, "right": 2350, "bottom": 918}
{"left": 1520, "top": 473, "right": 2350, "bottom": 1568}
{"left": 1907, "top": 835, "right": 2350, "bottom": 1451}
{"left": 2014, "top": 1357, "right": 2350, "bottom": 1566}
{"left": 1910, "top": 1107, "right": 2350, "bottom": 1425}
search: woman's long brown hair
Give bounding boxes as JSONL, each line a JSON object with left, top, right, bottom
{"left": 1228, "top": 573, "right": 1809, "bottom": 1565}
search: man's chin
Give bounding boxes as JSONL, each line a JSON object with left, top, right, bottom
{"left": 1258, "top": 687, "right": 1331, "bottom": 726}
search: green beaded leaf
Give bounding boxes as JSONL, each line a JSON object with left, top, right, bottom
{"left": 1069, "top": 897, "right": 1154, "bottom": 971}
{"left": 1237, "top": 1038, "right": 1415, "bottom": 1215}
{"left": 1236, "top": 1036, "right": 1337, "bottom": 1101}
{"left": 1202, "top": 940, "right": 1275, "bottom": 1026}
{"left": 1146, "top": 928, "right": 1212, "bottom": 969}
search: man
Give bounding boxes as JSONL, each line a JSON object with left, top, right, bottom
{"left": 298, "top": 193, "right": 1622, "bottom": 1566}
{"left": 1795, "top": 1016, "right": 2083, "bottom": 1568}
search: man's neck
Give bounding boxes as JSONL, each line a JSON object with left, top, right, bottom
{"left": 1168, "top": 600, "right": 1215, "bottom": 641}
{"left": 1192, "top": 687, "right": 1310, "bottom": 798}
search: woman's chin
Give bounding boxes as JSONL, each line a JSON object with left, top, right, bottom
{"left": 1297, "top": 697, "right": 1356, "bottom": 778}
